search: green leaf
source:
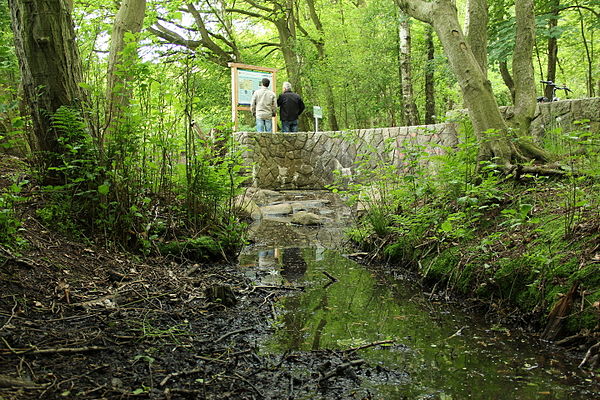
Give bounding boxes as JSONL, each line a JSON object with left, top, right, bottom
{"left": 98, "top": 184, "right": 110, "bottom": 195}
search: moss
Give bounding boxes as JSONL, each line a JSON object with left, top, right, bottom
{"left": 158, "top": 236, "right": 221, "bottom": 261}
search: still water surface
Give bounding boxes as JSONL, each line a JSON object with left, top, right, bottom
{"left": 239, "top": 191, "right": 597, "bottom": 399}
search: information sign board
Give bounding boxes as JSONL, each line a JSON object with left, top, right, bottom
{"left": 237, "top": 69, "right": 273, "bottom": 106}
{"left": 313, "top": 106, "right": 323, "bottom": 119}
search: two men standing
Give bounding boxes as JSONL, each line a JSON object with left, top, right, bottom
{"left": 251, "top": 79, "right": 304, "bottom": 133}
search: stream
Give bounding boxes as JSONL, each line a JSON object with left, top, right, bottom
{"left": 239, "top": 190, "right": 597, "bottom": 399}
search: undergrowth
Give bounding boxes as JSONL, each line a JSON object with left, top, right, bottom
{"left": 333, "top": 116, "right": 600, "bottom": 340}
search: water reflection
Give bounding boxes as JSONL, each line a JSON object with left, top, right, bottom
{"left": 241, "top": 247, "right": 598, "bottom": 400}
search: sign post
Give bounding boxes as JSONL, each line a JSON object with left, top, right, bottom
{"left": 313, "top": 106, "right": 322, "bottom": 132}
{"left": 228, "top": 63, "right": 278, "bottom": 132}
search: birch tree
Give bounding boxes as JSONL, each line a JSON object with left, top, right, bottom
{"left": 105, "top": 0, "right": 147, "bottom": 135}
{"left": 398, "top": 15, "right": 420, "bottom": 126}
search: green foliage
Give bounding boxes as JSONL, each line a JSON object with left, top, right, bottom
{"left": 339, "top": 111, "right": 600, "bottom": 336}
{"left": 158, "top": 235, "right": 220, "bottom": 261}
{"left": 34, "top": 106, "right": 102, "bottom": 236}
{"left": 0, "top": 182, "right": 24, "bottom": 246}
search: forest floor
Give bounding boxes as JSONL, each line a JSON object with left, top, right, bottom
{"left": 1, "top": 154, "right": 599, "bottom": 399}
{"left": 0, "top": 155, "right": 395, "bottom": 399}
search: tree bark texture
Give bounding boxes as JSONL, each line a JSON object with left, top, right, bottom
{"left": 424, "top": 25, "right": 436, "bottom": 124}
{"left": 105, "top": 0, "right": 146, "bottom": 134}
{"left": 399, "top": 17, "right": 420, "bottom": 126}
{"left": 544, "top": 0, "right": 560, "bottom": 100}
{"left": 395, "top": 0, "right": 552, "bottom": 166}
{"left": 512, "top": 0, "right": 536, "bottom": 135}
{"left": 306, "top": 0, "right": 339, "bottom": 130}
{"left": 499, "top": 61, "right": 515, "bottom": 103}
{"left": 9, "top": 0, "right": 86, "bottom": 156}
{"left": 428, "top": 1, "right": 513, "bottom": 163}
{"left": 464, "top": 0, "right": 488, "bottom": 77}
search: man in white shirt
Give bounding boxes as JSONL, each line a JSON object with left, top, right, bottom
{"left": 251, "top": 78, "right": 276, "bottom": 132}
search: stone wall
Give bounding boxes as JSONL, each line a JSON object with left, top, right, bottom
{"left": 235, "top": 98, "right": 600, "bottom": 190}
{"left": 235, "top": 123, "right": 458, "bottom": 190}
{"left": 503, "top": 97, "right": 600, "bottom": 138}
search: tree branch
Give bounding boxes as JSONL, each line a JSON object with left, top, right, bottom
{"left": 394, "top": 0, "right": 434, "bottom": 23}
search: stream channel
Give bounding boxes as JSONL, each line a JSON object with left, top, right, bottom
{"left": 238, "top": 190, "right": 598, "bottom": 399}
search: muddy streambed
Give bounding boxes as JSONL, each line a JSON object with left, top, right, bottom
{"left": 240, "top": 190, "right": 598, "bottom": 399}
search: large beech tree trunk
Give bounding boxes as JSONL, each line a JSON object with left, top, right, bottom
{"left": 9, "top": 0, "right": 87, "bottom": 160}
{"left": 395, "top": 0, "right": 551, "bottom": 167}
{"left": 105, "top": 0, "right": 146, "bottom": 135}
{"left": 512, "top": 0, "right": 536, "bottom": 135}
{"left": 464, "top": 0, "right": 488, "bottom": 77}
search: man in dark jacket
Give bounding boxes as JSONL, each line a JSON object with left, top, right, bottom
{"left": 277, "top": 82, "right": 305, "bottom": 132}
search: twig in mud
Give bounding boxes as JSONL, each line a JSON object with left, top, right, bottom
{"left": 578, "top": 341, "right": 600, "bottom": 369}
{"left": 232, "top": 372, "right": 264, "bottom": 398}
{"left": 343, "top": 339, "right": 394, "bottom": 354}
{"left": 194, "top": 355, "right": 227, "bottom": 363}
{"left": 160, "top": 367, "right": 203, "bottom": 386}
{"left": 7, "top": 345, "right": 107, "bottom": 355}
{"left": 215, "top": 327, "right": 254, "bottom": 344}
{"left": 0, "top": 296, "right": 18, "bottom": 332}
{"left": 260, "top": 292, "right": 276, "bottom": 307}
{"left": 0, "top": 374, "right": 46, "bottom": 389}
{"left": 322, "top": 271, "right": 338, "bottom": 283}
{"left": 77, "top": 384, "right": 108, "bottom": 396}
{"left": 445, "top": 326, "right": 467, "bottom": 341}
{"left": 253, "top": 284, "right": 304, "bottom": 291}
{"left": 318, "top": 359, "right": 365, "bottom": 383}
{"left": 0, "top": 245, "right": 42, "bottom": 269}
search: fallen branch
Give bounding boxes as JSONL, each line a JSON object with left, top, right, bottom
{"left": 253, "top": 284, "right": 304, "bottom": 291}
{"left": 0, "top": 374, "right": 45, "bottom": 388}
{"left": 0, "top": 245, "right": 41, "bottom": 269}
{"left": 344, "top": 340, "right": 394, "bottom": 354}
{"left": 160, "top": 367, "right": 203, "bottom": 386}
{"left": 8, "top": 345, "right": 107, "bottom": 355}
{"left": 318, "top": 359, "right": 365, "bottom": 383}
{"left": 232, "top": 372, "right": 264, "bottom": 397}
{"left": 578, "top": 341, "right": 600, "bottom": 369}
{"left": 215, "top": 327, "right": 254, "bottom": 344}
{"left": 322, "top": 271, "right": 338, "bottom": 283}
{"left": 446, "top": 326, "right": 467, "bottom": 341}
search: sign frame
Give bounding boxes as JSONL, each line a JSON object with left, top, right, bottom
{"left": 229, "top": 63, "right": 278, "bottom": 132}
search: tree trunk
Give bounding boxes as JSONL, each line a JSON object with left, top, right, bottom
{"left": 512, "top": 0, "right": 536, "bottom": 135}
{"left": 105, "top": 0, "right": 146, "bottom": 135}
{"left": 396, "top": 0, "right": 514, "bottom": 164}
{"left": 306, "top": 0, "right": 339, "bottom": 130}
{"left": 464, "top": 0, "right": 488, "bottom": 77}
{"left": 429, "top": 2, "right": 513, "bottom": 163}
{"left": 9, "top": 0, "right": 87, "bottom": 161}
{"left": 399, "top": 16, "right": 420, "bottom": 126}
{"left": 499, "top": 61, "right": 516, "bottom": 103}
{"left": 544, "top": 0, "right": 560, "bottom": 100}
{"left": 424, "top": 25, "right": 436, "bottom": 124}
{"left": 395, "top": 0, "right": 555, "bottom": 166}
{"left": 576, "top": 6, "right": 594, "bottom": 97}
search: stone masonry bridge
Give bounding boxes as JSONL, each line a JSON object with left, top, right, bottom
{"left": 235, "top": 98, "right": 600, "bottom": 190}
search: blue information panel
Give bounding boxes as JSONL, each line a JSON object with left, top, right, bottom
{"left": 238, "top": 69, "right": 273, "bottom": 106}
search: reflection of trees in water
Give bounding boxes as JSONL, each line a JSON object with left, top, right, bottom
{"left": 276, "top": 248, "right": 314, "bottom": 351}
{"left": 280, "top": 247, "right": 307, "bottom": 282}
{"left": 249, "top": 218, "right": 347, "bottom": 249}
